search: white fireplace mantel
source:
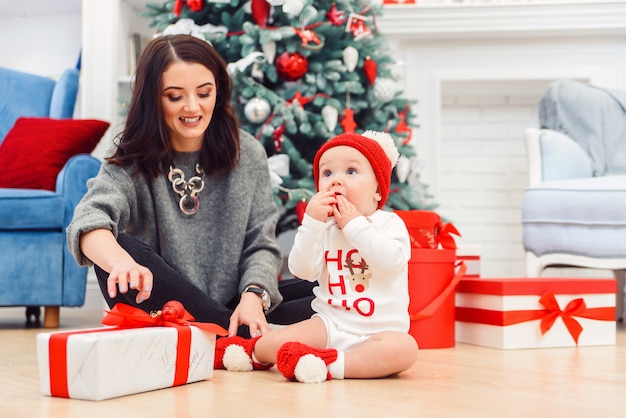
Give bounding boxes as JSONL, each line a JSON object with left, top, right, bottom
{"left": 377, "top": 1, "right": 626, "bottom": 192}
{"left": 378, "top": 2, "right": 626, "bottom": 39}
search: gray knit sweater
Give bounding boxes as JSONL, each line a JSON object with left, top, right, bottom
{"left": 66, "top": 131, "right": 283, "bottom": 308}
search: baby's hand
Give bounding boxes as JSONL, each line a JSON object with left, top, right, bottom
{"left": 332, "top": 194, "right": 361, "bottom": 228}
{"left": 305, "top": 190, "right": 337, "bottom": 222}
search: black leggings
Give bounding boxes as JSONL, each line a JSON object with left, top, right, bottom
{"left": 95, "top": 233, "right": 315, "bottom": 337}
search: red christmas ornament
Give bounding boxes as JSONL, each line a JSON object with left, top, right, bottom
{"left": 251, "top": 0, "right": 271, "bottom": 28}
{"left": 295, "top": 200, "right": 308, "bottom": 225}
{"left": 396, "top": 105, "right": 413, "bottom": 145}
{"left": 186, "top": 0, "right": 204, "bottom": 12}
{"left": 273, "top": 124, "right": 285, "bottom": 151}
{"left": 347, "top": 13, "right": 372, "bottom": 40}
{"left": 326, "top": 3, "right": 346, "bottom": 26}
{"left": 288, "top": 91, "right": 313, "bottom": 106}
{"left": 173, "top": 0, "right": 184, "bottom": 16}
{"left": 340, "top": 108, "right": 357, "bottom": 133}
{"left": 363, "top": 56, "right": 377, "bottom": 85}
{"left": 275, "top": 52, "right": 309, "bottom": 81}
{"left": 161, "top": 300, "right": 185, "bottom": 321}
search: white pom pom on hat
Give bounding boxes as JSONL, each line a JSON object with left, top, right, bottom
{"left": 361, "top": 130, "right": 400, "bottom": 168}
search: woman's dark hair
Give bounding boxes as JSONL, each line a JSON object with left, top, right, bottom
{"left": 108, "top": 34, "right": 240, "bottom": 177}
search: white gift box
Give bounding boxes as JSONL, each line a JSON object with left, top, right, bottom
{"left": 455, "top": 277, "right": 616, "bottom": 349}
{"left": 456, "top": 245, "right": 481, "bottom": 278}
{"left": 38, "top": 325, "right": 216, "bottom": 401}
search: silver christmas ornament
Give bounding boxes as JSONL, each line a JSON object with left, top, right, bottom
{"left": 373, "top": 78, "right": 397, "bottom": 103}
{"left": 244, "top": 97, "right": 271, "bottom": 123}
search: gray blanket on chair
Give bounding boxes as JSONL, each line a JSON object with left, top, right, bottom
{"left": 539, "top": 79, "right": 626, "bottom": 176}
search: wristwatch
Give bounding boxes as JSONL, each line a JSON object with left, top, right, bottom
{"left": 243, "top": 285, "right": 271, "bottom": 314}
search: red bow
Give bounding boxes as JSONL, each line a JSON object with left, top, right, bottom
{"left": 438, "top": 222, "right": 461, "bottom": 250}
{"left": 102, "top": 303, "right": 228, "bottom": 336}
{"left": 539, "top": 292, "right": 586, "bottom": 344}
{"left": 410, "top": 220, "right": 460, "bottom": 249}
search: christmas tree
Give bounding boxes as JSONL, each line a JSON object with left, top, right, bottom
{"left": 143, "top": 0, "right": 436, "bottom": 233}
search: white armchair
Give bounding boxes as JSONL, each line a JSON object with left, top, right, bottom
{"left": 522, "top": 80, "right": 626, "bottom": 321}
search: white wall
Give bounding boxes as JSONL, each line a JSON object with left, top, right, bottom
{"left": 0, "top": 14, "right": 81, "bottom": 77}
{"left": 380, "top": 3, "right": 626, "bottom": 280}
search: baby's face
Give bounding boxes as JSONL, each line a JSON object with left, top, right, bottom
{"left": 317, "top": 145, "right": 381, "bottom": 216}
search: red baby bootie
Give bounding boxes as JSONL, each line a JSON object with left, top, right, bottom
{"left": 214, "top": 336, "right": 273, "bottom": 372}
{"left": 276, "top": 342, "right": 338, "bottom": 383}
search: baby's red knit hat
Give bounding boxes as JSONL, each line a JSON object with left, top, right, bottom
{"left": 313, "top": 131, "right": 399, "bottom": 209}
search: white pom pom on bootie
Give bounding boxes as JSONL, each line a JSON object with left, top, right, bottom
{"left": 222, "top": 344, "right": 253, "bottom": 372}
{"left": 276, "top": 342, "right": 337, "bottom": 383}
{"left": 293, "top": 354, "right": 328, "bottom": 384}
{"left": 214, "top": 335, "right": 273, "bottom": 371}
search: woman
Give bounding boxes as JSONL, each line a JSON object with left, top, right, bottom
{"left": 67, "top": 34, "right": 313, "bottom": 338}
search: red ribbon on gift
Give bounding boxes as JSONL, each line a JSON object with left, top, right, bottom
{"left": 395, "top": 210, "right": 461, "bottom": 249}
{"left": 48, "top": 303, "right": 227, "bottom": 398}
{"left": 437, "top": 223, "right": 461, "bottom": 250}
{"left": 455, "top": 291, "right": 615, "bottom": 345}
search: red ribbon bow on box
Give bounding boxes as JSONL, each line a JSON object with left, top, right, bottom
{"left": 539, "top": 292, "right": 588, "bottom": 345}
{"left": 456, "top": 292, "right": 615, "bottom": 345}
{"left": 48, "top": 302, "right": 227, "bottom": 398}
{"left": 101, "top": 302, "right": 227, "bottom": 335}
{"left": 395, "top": 210, "right": 461, "bottom": 249}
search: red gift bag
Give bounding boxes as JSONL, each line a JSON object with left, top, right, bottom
{"left": 396, "top": 210, "right": 464, "bottom": 348}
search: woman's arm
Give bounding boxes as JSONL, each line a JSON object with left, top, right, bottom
{"left": 80, "top": 228, "right": 153, "bottom": 304}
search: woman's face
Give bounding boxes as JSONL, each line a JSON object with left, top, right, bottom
{"left": 161, "top": 61, "right": 216, "bottom": 152}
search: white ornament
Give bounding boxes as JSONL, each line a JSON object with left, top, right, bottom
{"left": 321, "top": 105, "right": 338, "bottom": 132}
{"left": 342, "top": 46, "right": 359, "bottom": 72}
{"left": 227, "top": 51, "right": 266, "bottom": 76}
{"left": 266, "top": 0, "right": 286, "bottom": 5}
{"left": 396, "top": 155, "right": 411, "bottom": 183}
{"left": 261, "top": 41, "right": 277, "bottom": 64}
{"left": 268, "top": 153, "right": 290, "bottom": 177}
{"left": 373, "top": 78, "right": 397, "bottom": 103}
{"left": 161, "top": 18, "right": 227, "bottom": 41}
{"left": 244, "top": 97, "right": 271, "bottom": 124}
{"left": 282, "top": 0, "right": 305, "bottom": 17}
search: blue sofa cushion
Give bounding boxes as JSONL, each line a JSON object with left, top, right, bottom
{"left": 523, "top": 175, "right": 626, "bottom": 258}
{"left": 49, "top": 68, "right": 79, "bottom": 119}
{"left": 0, "top": 189, "right": 65, "bottom": 230}
{"left": 0, "top": 67, "right": 55, "bottom": 144}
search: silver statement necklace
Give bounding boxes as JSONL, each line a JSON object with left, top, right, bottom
{"left": 168, "top": 163, "right": 204, "bottom": 215}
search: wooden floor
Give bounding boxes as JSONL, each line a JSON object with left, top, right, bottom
{"left": 1, "top": 307, "right": 625, "bottom": 418}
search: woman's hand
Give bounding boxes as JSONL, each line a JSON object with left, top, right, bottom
{"left": 106, "top": 261, "right": 153, "bottom": 304}
{"left": 228, "top": 291, "right": 271, "bottom": 337}
{"left": 80, "top": 229, "right": 153, "bottom": 304}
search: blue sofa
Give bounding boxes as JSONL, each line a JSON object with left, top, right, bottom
{"left": 522, "top": 79, "right": 626, "bottom": 321}
{"left": 0, "top": 66, "right": 102, "bottom": 327}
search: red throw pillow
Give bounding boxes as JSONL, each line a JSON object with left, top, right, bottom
{"left": 0, "top": 117, "right": 109, "bottom": 191}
